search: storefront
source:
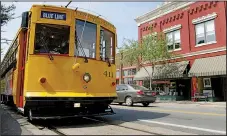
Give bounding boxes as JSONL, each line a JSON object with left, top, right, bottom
{"left": 134, "top": 61, "right": 191, "bottom": 101}
{"left": 188, "top": 55, "right": 226, "bottom": 102}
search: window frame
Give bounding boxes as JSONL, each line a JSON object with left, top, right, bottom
{"left": 99, "top": 26, "right": 115, "bottom": 64}
{"left": 194, "top": 19, "right": 216, "bottom": 47}
{"left": 203, "top": 78, "right": 212, "bottom": 88}
{"left": 34, "top": 23, "right": 70, "bottom": 55}
{"left": 75, "top": 19, "right": 97, "bottom": 59}
{"left": 117, "top": 85, "right": 128, "bottom": 91}
{"left": 166, "top": 29, "right": 181, "bottom": 51}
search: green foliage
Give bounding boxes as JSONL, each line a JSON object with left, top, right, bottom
{"left": 1, "top": 4, "right": 16, "bottom": 58}
{"left": 120, "top": 27, "right": 179, "bottom": 67}
{"left": 120, "top": 26, "right": 183, "bottom": 88}
{"left": 1, "top": 4, "right": 16, "bottom": 26}
{"left": 141, "top": 30, "right": 177, "bottom": 65}
{"left": 119, "top": 39, "right": 140, "bottom": 66}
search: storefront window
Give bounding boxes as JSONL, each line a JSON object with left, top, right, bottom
{"left": 116, "top": 71, "right": 120, "bottom": 77}
{"left": 203, "top": 78, "right": 211, "bottom": 88}
{"left": 123, "top": 78, "right": 128, "bottom": 84}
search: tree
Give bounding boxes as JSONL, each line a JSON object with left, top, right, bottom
{"left": 120, "top": 28, "right": 181, "bottom": 89}
{"left": 119, "top": 39, "right": 140, "bottom": 67}
{"left": 1, "top": 4, "right": 16, "bottom": 26}
{"left": 1, "top": 3, "right": 16, "bottom": 54}
{"left": 1, "top": 3, "right": 16, "bottom": 92}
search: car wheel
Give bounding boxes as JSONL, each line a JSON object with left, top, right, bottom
{"left": 142, "top": 102, "right": 150, "bottom": 107}
{"left": 125, "top": 97, "right": 133, "bottom": 106}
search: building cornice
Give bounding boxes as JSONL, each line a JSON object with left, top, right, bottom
{"left": 192, "top": 12, "right": 217, "bottom": 24}
{"left": 163, "top": 24, "right": 182, "bottom": 33}
{"left": 141, "top": 46, "right": 226, "bottom": 65}
{"left": 116, "top": 46, "right": 226, "bottom": 70}
{"left": 135, "top": 2, "right": 195, "bottom": 26}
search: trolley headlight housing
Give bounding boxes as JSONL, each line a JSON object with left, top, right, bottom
{"left": 83, "top": 73, "right": 91, "bottom": 83}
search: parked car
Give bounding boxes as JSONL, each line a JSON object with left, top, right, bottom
{"left": 113, "top": 84, "right": 156, "bottom": 107}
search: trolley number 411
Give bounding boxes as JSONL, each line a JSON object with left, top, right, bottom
{"left": 103, "top": 71, "right": 113, "bottom": 78}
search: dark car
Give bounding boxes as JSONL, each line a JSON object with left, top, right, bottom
{"left": 113, "top": 84, "right": 156, "bottom": 107}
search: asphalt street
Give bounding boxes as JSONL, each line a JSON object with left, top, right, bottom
{"left": 106, "top": 103, "right": 226, "bottom": 135}
{"left": 1, "top": 102, "right": 226, "bottom": 135}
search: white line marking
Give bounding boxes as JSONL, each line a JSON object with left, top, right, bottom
{"left": 138, "top": 119, "right": 226, "bottom": 134}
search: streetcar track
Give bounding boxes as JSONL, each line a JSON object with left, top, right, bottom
{"left": 2, "top": 104, "right": 162, "bottom": 135}
{"left": 41, "top": 125, "right": 67, "bottom": 136}
{"left": 83, "top": 117, "right": 162, "bottom": 135}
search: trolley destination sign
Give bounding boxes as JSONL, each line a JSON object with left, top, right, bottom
{"left": 41, "top": 11, "right": 66, "bottom": 20}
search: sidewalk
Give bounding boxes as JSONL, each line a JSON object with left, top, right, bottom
{"left": 0, "top": 105, "right": 33, "bottom": 135}
{"left": 156, "top": 101, "right": 226, "bottom": 108}
{"left": 195, "top": 102, "right": 226, "bottom": 108}
{"left": 0, "top": 105, "right": 22, "bottom": 135}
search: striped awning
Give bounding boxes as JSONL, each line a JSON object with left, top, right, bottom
{"left": 188, "top": 55, "right": 226, "bottom": 77}
{"left": 133, "top": 61, "right": 189, "bottom": 81}
{"left": 133, "top": 66, "right": 153, "bottom": 81}
{"left": 152, "top": 61, "right": 189, "bottom": 80}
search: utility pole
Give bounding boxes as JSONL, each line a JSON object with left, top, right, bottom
{"left": 119, "top": 52, "right": 124, "bottom": 84}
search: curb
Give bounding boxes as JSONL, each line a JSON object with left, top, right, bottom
{"left": 154, "top": 101, "right": 226, "bottom": 108}
{"left": 199, "top": 104, "right": 226, "bottom": 108}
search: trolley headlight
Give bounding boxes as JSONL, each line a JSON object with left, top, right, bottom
{"left": 83, "top": 73, "right": 91, "bottom": 83}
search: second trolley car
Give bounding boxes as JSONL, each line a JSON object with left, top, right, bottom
{"left": 1, "top": 4, "right": 117, "bottom": 121}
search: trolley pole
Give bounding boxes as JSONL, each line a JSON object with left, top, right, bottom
{"left": 0, "top": 1, "right": 2, "bottom": 102}
{"left": 0, "top": 1, "right": 2, "bottom": 136}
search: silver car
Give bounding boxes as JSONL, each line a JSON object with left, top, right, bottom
{"left": 113, "top": 84, "right": 156, "bottom": 107}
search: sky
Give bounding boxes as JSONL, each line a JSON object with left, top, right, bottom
{"left": 1, "top": 2, "right": 162, "bottom": 59}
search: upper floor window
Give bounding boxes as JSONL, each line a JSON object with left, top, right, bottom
{"left": 195, "top": 20, "right": 216, "bottom": 45}
{"left": 131, "top": 68, "right": 136, "bottom": 75}
{"left": 100, "top": 27, "right": 115, "bottom": 64}
{"left": 75, "top": 19, "right": 97, "bottom": 59}
{"left": 128, "top": 68, "right": 136, "bottom": 75}
{"left": 123, "top": 70, "right": 128, "bottom": 76}
{"left": 166, "top": 30, "right": 181, "bottom": 51}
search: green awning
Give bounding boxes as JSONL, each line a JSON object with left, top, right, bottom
{"left": 152, "top": 61, "right": 189, "bottom": 80}
{"left": 188, "top": 55, "right": 226, "bottom": 77}
{"left": 133, "top": 61, "right": 189, "bottom": 81}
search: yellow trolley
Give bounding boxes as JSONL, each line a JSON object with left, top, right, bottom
{"left": 1, "top": 4, "right": 117, "bottom": 121}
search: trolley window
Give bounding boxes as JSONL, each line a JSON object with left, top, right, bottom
{"left": 34, "top": 23, "right": 70, "bottom": 54}
{"left": 100, "top": 27, "right": 115, "bottom": 64}
{"left": 75, "top": 19, "right": 97, "bottom": 59}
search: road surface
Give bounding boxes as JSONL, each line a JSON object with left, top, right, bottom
{"left": 1, "top": 102, "right": 226, "bottom": 135}
{"left": 108, "top": 102, "right": 226, "bottom": 135}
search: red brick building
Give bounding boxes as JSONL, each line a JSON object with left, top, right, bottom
{"left": 131, "top": 1, "right": 226, "bottom": 101}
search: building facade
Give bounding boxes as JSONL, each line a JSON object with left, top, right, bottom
{"left": 133, "top": 1, "right": 226, "bottom": 101}
{"left": 116, "top": 52, "right": 137, "bottom": 85}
